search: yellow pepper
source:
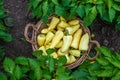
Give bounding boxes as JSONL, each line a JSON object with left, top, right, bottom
{"left": 50, "top": 52, "right": 58, "bottom": 59}
{"left": 48, "top": 17, "right": 60, "bottom": 30}
{"left": 57, "top": 26, "right": 64, "bottom": 31}
{"left": 57, "top": 21, "right": 70, "bottom": 28}
{"left": 37, "top": 34, "right": 46, "bottom": 47}
{"left": 79, "top": 33, "right": 89, "bottom": 51}
{"left": 65, "top": 54, "right": 71, "bottom": 64}
{"left": 55, "top": 40, "right": 63, "bottom": 48}
{"left": 50, "top": 30, "right": 64, "bottom": 48}
{"left": 68, "top": 20, "right": 79, "bottom": 26}
{"left": 69, "top": 50, "right": 81, "bottom": 57}
{"left": 61, "top": 36, "right": 72, "bottom": 52}
{"left": 45, "top": 31, "right": 54, "bottom": 45}
{"left": 65, "top": 54, "right": 76, "bottom": 64}
{"left": 60, "top": 16, "right": 66, "bottom": 22}
{"left": 71, "top": 29, "right": 82, "bottom": 49}
{"left": 65, "top": 24, "right": 80, "bottom": 35}
{"left": 38, "top": 46, "right": 47, "bottom": 56}
{"left": 57, "top": 49, "right": 67, "bottom": 56}
{"left": 69, "top": 55, "right": 76, "bottom": 63}
{"left": 41, "top": 28, "right": 49, "bottom": 34}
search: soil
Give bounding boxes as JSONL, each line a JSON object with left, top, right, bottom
{"left": 1, "top": 0, "right": 120, "bottom": 68}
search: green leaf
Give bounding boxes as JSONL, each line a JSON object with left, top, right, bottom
{"left": 28, "top": 58, "right": 42, "bottom": 80}
{"left": 113, "top": 3, "right": 120, "bottom": 11}
{"left": 105, "top": 57, "right": 120, "bottom": 68}
{"left": 29, "top": 71, "right": 35, "bottom": 80}
{"left": 33, "top": 50, "right": 43, "bottom": 57}
{"left": 109, "top": 8, "right": 116, "bottom": 22}
{"left": 78, "top": 60, "right": 91, "bottom": 69}
{"left": 71, "top": 69, "right": 89, "bottom": 80}
{"left": 76, "top": 5, "right": 85, "bottom": 18}
{"left": 0, "top": 8, "right": 5, "bottom": 18}
{"left": 97, "top": 66, "right": 113, "bottom": 77}
{"left": 55, "top": 5, "right": 66, "bottom": 17}
{"left": 88, "top": 62, "right": 101, "bottom": 76}
{"left": 68, "top": 6, "right": 77, "bottom": 19}
{"left": 21, "top": 66, "right": 30, "bottom": 74}
{"left": 101, "top": 9, "right": 111, "bottom": 22}
{"left": 86, "top": 0, "right": 93, "bottom": 3}
{"left": 96, "top": 55, "right": 110, "bottom": 66}
{"left": 56, "top": 67, "right": 70, "bottom": 80}
{"left": 87, "top": 76, "right": 97, "bottom": 80}
{"left": 57, "top": 56, "right": 67, "bottom": 66}
{"left": 47, "top": 3, "right": 55, "bottom": 16}
{"left": 28, "top": 58, "right": 40, "bottom": 70}
{"left": 106, "top": 0, "right": 113, "bottom": 9}
{"left": 0, "top": 30, "right": 13, "bottom": 42}
{"left": 38, "top": 56, "right": 48, "bottom": 68}
{"left": 95, "top": 0, "right": 104, "bottom": 4}
{"left": 15, "top": 56, "right": 28, "bottom": 66}
{"left": 52, "top": 0, "right": 59, "bottom": 5}
{"left": 43, "top": 69, "right": 51, "bottom": 79}
{"left": 0, "top": 21, "right": 7, "bottom": 31}
{"left": 95, "top": 46, "right": 112, "bottom": 58}
{"left": 61, "top": 0, "right": 71, "bottom": 7}
{"left": 117, "top": 16, "right": 120, "bottom": 24}
{"left": 85, "top": 4, "right": 92, "bottom": 16}
{"left": 13, "top": 65, "right": 22, "bottom": 80}
{"left": 3, "top": 57, "right": 15, "bottom": 74}
{"left": 83, "top": 6, "right": 97, "bottom": 27}
{"left": 0, "top": 47, "right": 4, "bottom": 60}
{"left": 113, "top": 68, "right": 119, "bottom": 75}
{"left": 42, "top": 15, "right": 49, "bottom": 24}
{"left": 115, "top": 52, "right": 120, "bottom": 61}
{"left": 33, "top": 5, "right": 42, "bottom": 18}
{"left": 32, "top": 0, "right": 42, "bottom": 9}
{"left": 0, "top": 72, "right": 7, "bottom": 80}
{"left": 111, "top": 71, "right": 120, "bottom": 80}
{"left": 34, "top": 66, "right": 42, "bottom": 80}
{"left": 48, "top": 57, "right": 55, "bottom": 73}
{"left": 42, "top": 1, "right": 48, "bottom": 16}
{"left": 46, "top": 48, "right": 54, "bottom": 55}
{"left": 114, "top": 0, "right": 120, "bottom": 2}
{"left": 97, "top": 4, "right": 105, "bottom": 17}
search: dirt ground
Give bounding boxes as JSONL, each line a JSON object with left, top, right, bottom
{"left": 2, "top": 0, "right": 120, "bottom": 59}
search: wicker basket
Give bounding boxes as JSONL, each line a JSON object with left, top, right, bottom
{"left": 24, "top": 16, "right": 100, "bottom": 69}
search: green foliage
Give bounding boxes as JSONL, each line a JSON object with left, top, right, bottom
{"left": 0, "top": 46, "right": 4, "bottom": 60}
{"left": 0, "top": 0, "right": 13, "bottom": 42}
{"left": 28, "top": 0, "right": 120, "bottom": 28}
{"left": 3, "top": 57, "right": 15, "bottom": 74}
{"left": 2, "top": 49, "right": 71, "bottom": 80}
{"left": 0, "top": 72, "right": 7, "bottom": 80}
{"left": 46, "top": 48, "right": 55, "bottom": 55}
{"left": 0, "top": 30, "right": 13, "bottom": 42}
{"left": 72, "top": 46, "right": 120, "bottom": 80}
{"left": 57, "top": 56, "right": 67, "bottom": 66}
{"left": 2, "top": 46, "right": 120, "bottom": 80}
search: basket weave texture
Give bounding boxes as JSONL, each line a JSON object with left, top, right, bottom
{"left": 24, "top": 16, "right": 100, "bottom": 69}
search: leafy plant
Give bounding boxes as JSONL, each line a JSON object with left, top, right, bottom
{"left": 0, "top": 0, "right": 13, "bottom": 60}
{"left": 27, "top": 0, "right": 120, "bottom": 28}
{"left": 0, "top": 71, "right": 7, "bottom": 80}
{"left": 71, "top": 46, "right": 120, "bottom": 80}
{"left": 0, "top": 0, "right": 12, "bottom": 42}
{"left": 2, "top": 48, "right": 71, "bottom": 80}
{"left": 2, "top": 45, "right": 120, "bottom": 80}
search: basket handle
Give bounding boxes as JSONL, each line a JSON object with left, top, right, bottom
{"left": 24, "top": 23, "right": 36, "bottom": 44}
{"left": 86, "top": 40, "right": 100, "bottom": 60}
